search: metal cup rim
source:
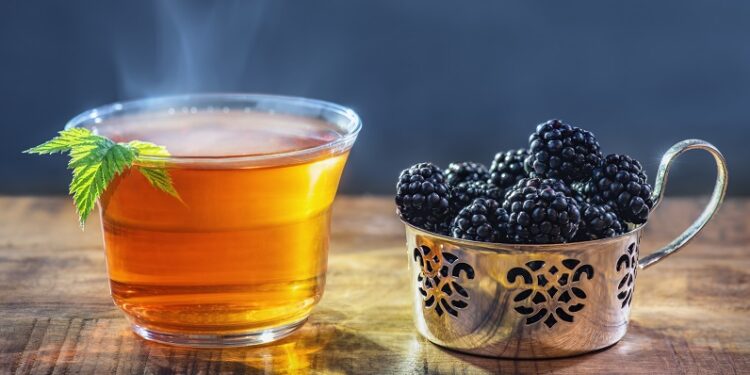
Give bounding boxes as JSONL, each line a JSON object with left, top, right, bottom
{"left": 402, "top": 219, "right": 645, "bottom": 253}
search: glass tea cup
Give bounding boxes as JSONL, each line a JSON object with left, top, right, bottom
{"left": 66, "top": 94, "right": 361, "bottom": 347}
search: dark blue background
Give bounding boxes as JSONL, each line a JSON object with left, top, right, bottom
{"left": 1, "top": 1, "right": 748, "bottom": 195}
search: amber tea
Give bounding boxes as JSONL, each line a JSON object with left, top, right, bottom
{"left": 69, "top": 95, "right": 360, "bottom": 346}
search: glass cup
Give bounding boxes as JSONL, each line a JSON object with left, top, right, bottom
{"left": 66, "top": 94, "right": 361, "bottom": 347}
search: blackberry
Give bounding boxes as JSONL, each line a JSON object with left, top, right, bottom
{"left": 430, "top": 219, "right": 452, "bottom": 236}
{"left": 445, "top": 162, "right": 489, "bottom": 186}
{"left": 503, "top": 179, "right": 581, "bottom": 244}
{"left": 395, "top": 163, "right": 451, "bottom": 232}
{"left": 574, "top": 202, "right": 626, "bottom": 241}
{"left": 524, "top": 119, "right": 603, "bottom": 183}
{"left": 489, "top": 149, "right": 529, "bottom": 190}
{"left": 579, "top": 154, "right": 653, "bottom": 224}
{"left": 505, "top": 177, "right": 576, "bottom": 201}
{"left": 450, "top": 198, "right": 509, "bottom": 242}
{"left": 449, "top": 180, "right": 503, "bottom": 213}
{"left": 421, "top": 215, "right": 452, "bottom": 236}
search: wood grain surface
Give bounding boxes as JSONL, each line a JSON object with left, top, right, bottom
{"left": 0, "top": 196, "right": 748, "bottom": 374}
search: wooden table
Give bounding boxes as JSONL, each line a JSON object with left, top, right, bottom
{"left": 0, "top": 196, "right": 748, "bottom": 374}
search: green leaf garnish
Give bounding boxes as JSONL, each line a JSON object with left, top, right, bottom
{"left": 127, "top": 140, "right": 181, "bottom": 200}
{"left": 25, "top": 128, "right": 180, "bottom": 228}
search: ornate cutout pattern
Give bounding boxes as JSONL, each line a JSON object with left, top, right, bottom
{"left": 616, "top": 243, "right": 639, "bottom": 308}
{"left": 413, "top": 245, "right": 475, "bottom": 318}
{"left": 507, "top": 259, "right": 594, "bottom": 328}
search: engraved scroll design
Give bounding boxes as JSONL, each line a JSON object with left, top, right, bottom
{"left": 507, "top": 259, "right": 594, "bottom": 328}
{"left": 616, "top": 242, "right": 639, "bottom": 308}
{"left": 413, "top": 245, "right": 475, "bottom": 318}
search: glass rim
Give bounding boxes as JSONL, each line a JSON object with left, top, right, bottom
{"left": 64, "top": 93, "right": 362, "bottom": 166}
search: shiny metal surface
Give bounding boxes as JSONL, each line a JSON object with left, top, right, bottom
{"left": 639, "top": 139, "right": 728, "bottom": 269}
{"left": 405, "top": 139, "right": 727, "bottom": 358}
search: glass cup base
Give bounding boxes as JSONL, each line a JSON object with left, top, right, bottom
{"left": 130, "top": 318, "right": 308, "bottom": 348}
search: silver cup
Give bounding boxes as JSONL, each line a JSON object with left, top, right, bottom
{"left": 405, "top": 139, "right": 728, "bottom": 358}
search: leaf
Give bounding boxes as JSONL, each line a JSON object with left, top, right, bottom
{"left": 128, "top": 140, "right": 170, "bottom": 157}
{"left": 129, "top": 140, "right": 181, "bottom": 200}
{"left": 137, "top": 166, "right": 180, "bottom": 200}
{"left": 24, "top": 128, "right": 97, "bottom": 155}
{"left": 25, "top": 128, "right": 182, "bottom": 228}
{"left": 68, "top": 137, "right": 115, "bottom": 169}
{"left": 69, "top": 143, "right": 136, "bottom": 227}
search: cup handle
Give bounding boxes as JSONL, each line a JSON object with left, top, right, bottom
{"left": 638, "top": 139, "right": 728, "bottom": 270}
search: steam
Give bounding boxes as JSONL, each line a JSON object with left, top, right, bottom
{"left": 114, "top": 1, "right": 268, "bottom": 98}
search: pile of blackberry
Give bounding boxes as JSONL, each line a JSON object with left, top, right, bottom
{"left": 395, "top": 119, "right": 654, "bottom": 244}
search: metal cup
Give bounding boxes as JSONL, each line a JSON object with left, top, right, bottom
{"left": 405, "top": 139, "right": 728, "bottom": 358}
